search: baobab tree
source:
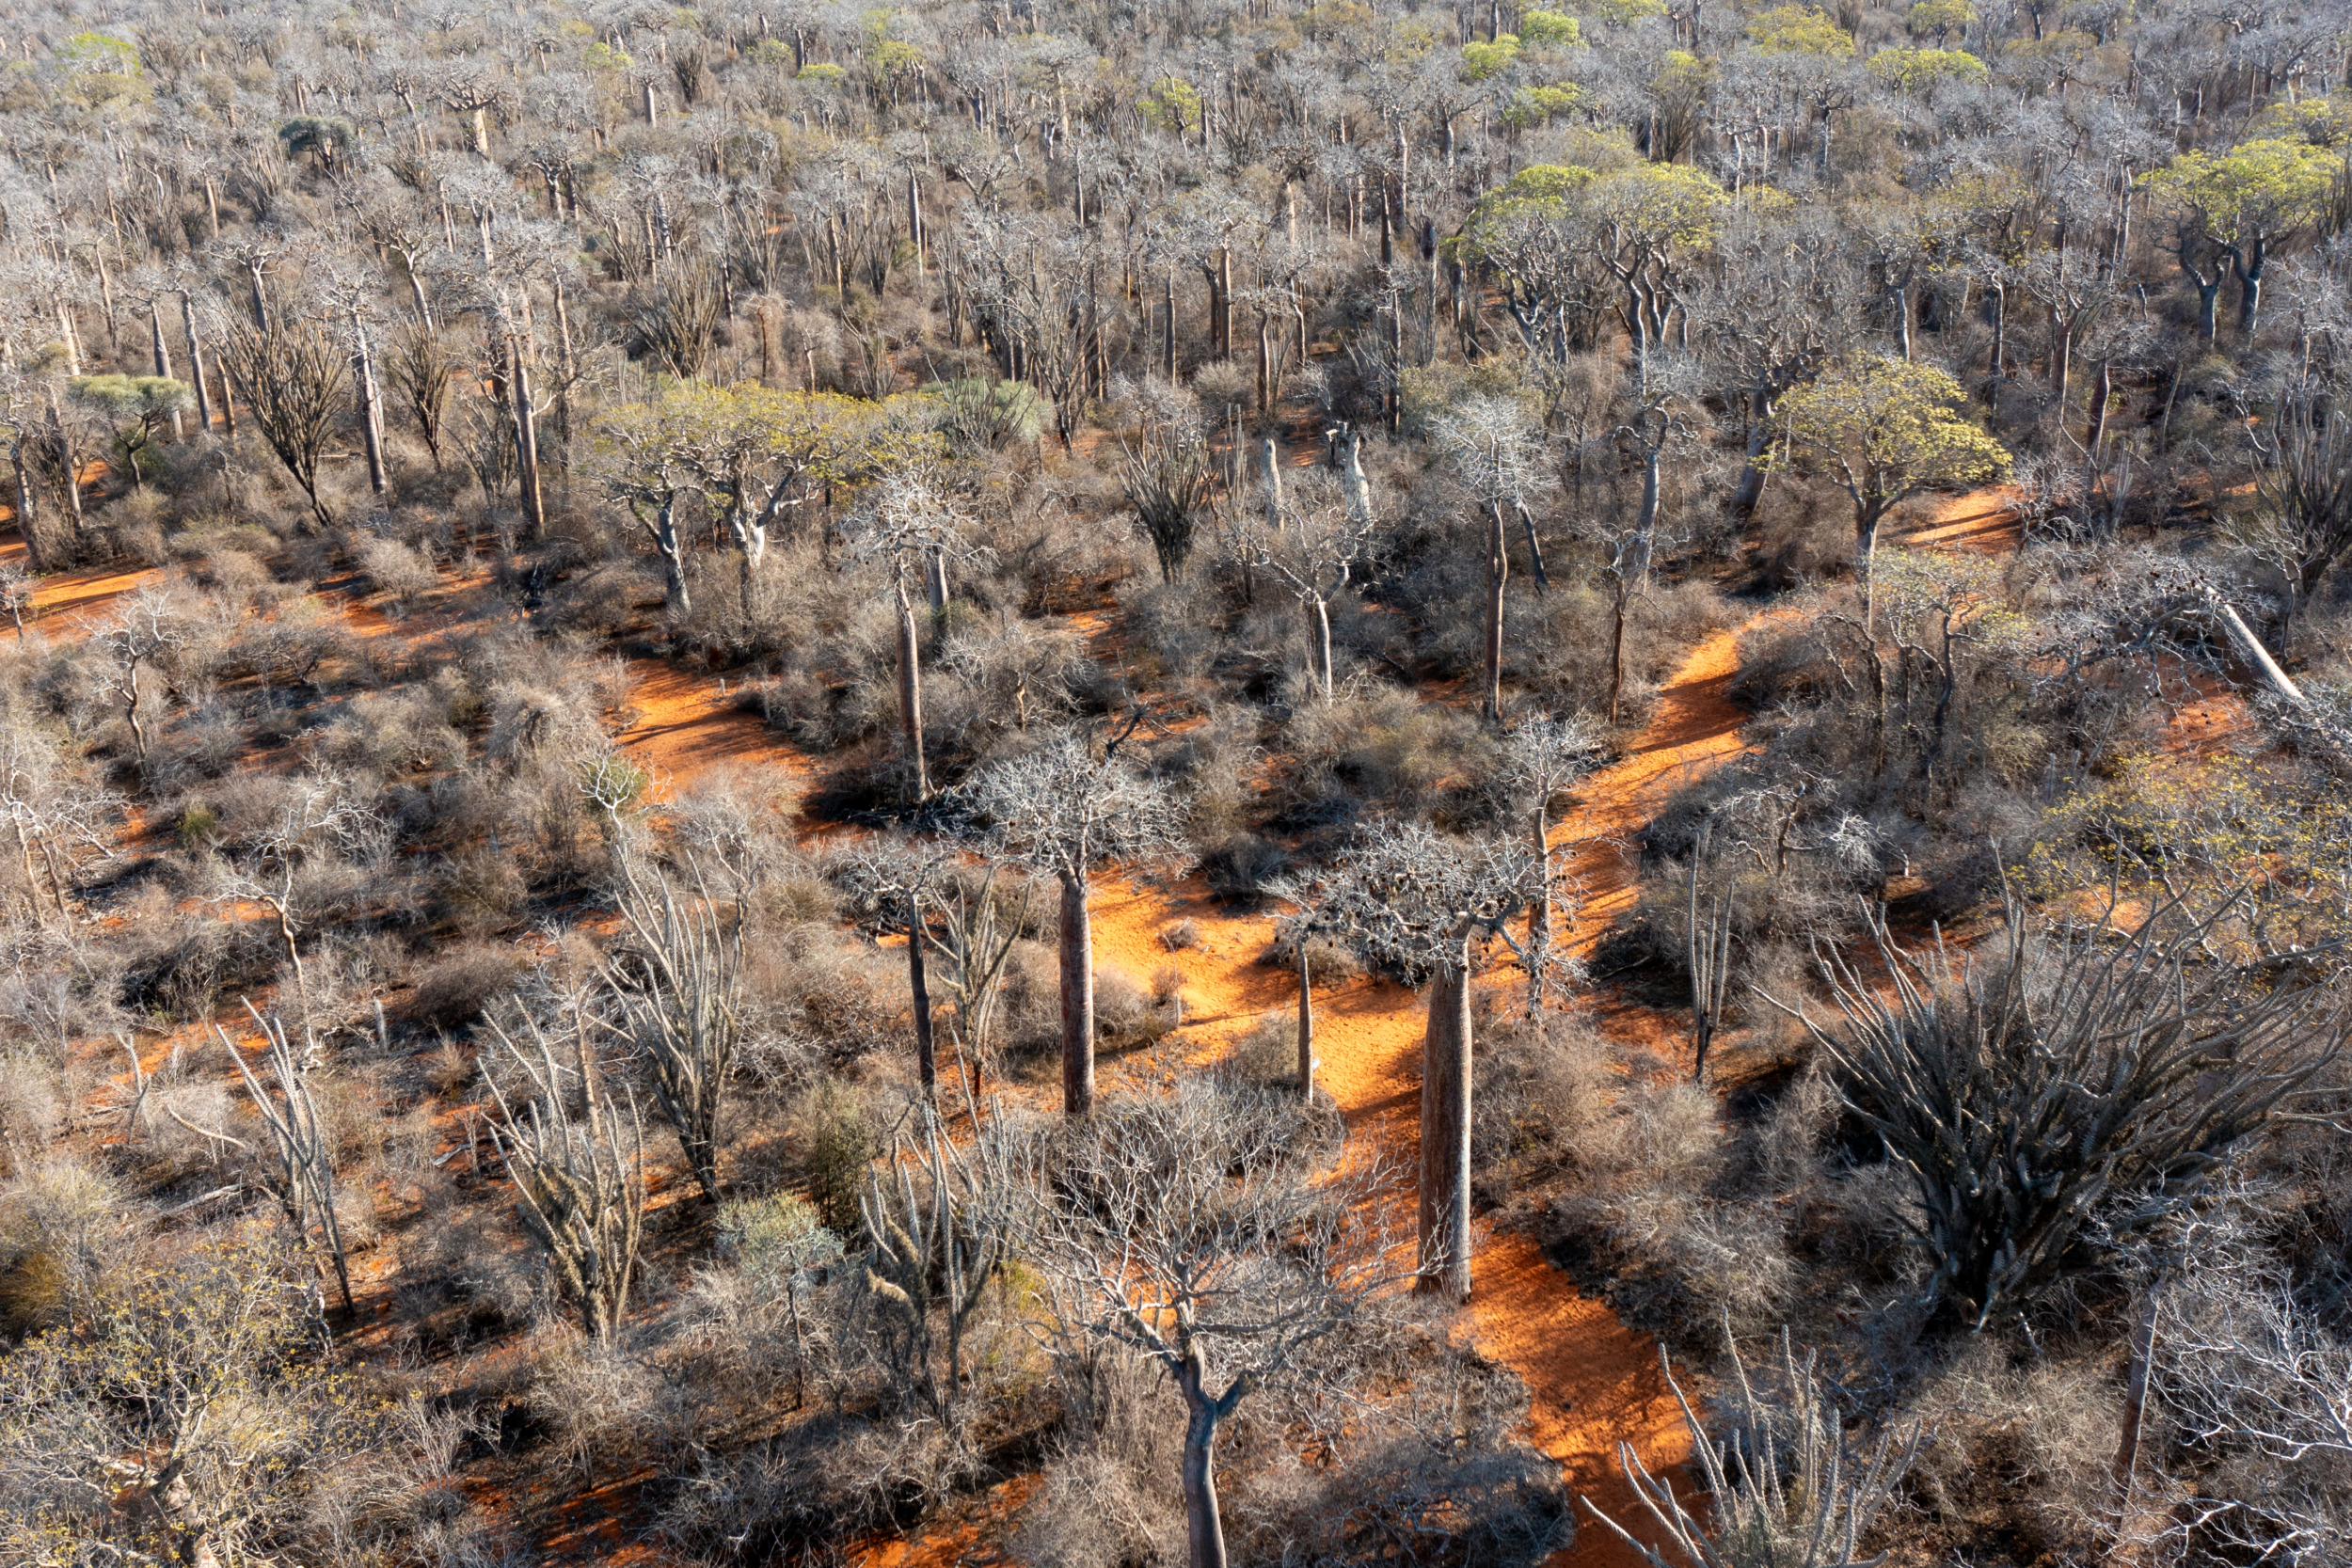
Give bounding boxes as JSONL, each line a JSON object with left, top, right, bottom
{"left": 1004, "top": 1075, "right": 1399, "bottom": 1568}
{"left": 1432, "top": 395, "right": 1554, "bottom": 723}
{"left": 961, "top": 728, "right": 1190, "bottom": 1116}
{"left": 840, "top": 462, "right": 991, "bottom": 802}
{"left": 1229, "top": 468, "right": 1379, "bottom": 705}
{"left": 1324, "top": 821, "right": 1543, "bottom": 1301}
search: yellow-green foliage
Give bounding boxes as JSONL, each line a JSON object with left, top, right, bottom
{"left": 1770, "top": 355, "right": 2010, "bottom": 523}
{"left": 1460, "top": 33, "right": 1520, "bottom": 80}
{"left": 1520, "top": 8, "right": 1583, "bottom": 45}
{"left": 2029, "top": 752, "right": 2352, "bottom": 957}
{"left": 1137, "top": 74, "right": 1201, "bottom": 134}
{"left": 1585, "top": 0, "right": 1665, "bottom": 24}
{"left": 1869, "top": 46, "right": 1989, "bottom": 90}
{"left": 1746, "top": 4, "right": 1855, "bottom": 55}
{"left": 2142, "top": 136, "right": 2340, "bottom": 244}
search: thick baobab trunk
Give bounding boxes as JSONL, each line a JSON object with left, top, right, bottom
{"left": 510, "top": 334, "right": 545, "bottom": 540}
{"left": 180, "top": 294, "right": 215, "bottom": 436}
{"left": 1057, "top": 870, "right": 1095, "bottom": 1116}
{"left": 1418, "top": 944, "right": 1474, "bottom": 1302}
{"left": 149, "top": 303, "right": 183, "bottom": 440}
{"left": 2087, "top": 359, "right": 2112, "bottom": 452}
{"left": 646, "top": 501, "right": 691, "bottom": 618}
{"left": 1175, "top": 1354, "right": 1237, "bottom": 1568}
{"left": 895, "top": 578, "right": 928, "bottom": 800}
{"left": 1482, "top": 497, "right": 1509, "bottom": 723}
{"left": 352, "top": 318, "right": 388, "bottom": 495}
{"left": 907, "top": 894, "right": 936, "bottom": 1095}
{"left": 1731, "top": 383, "right": 1772, "bottom": 516}
{"left": 10, "top": 441, "right": 37, "bottom": 566}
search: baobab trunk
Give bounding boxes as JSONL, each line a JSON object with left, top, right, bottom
{"left": 181, "top": 294, "right": 215, "bottom": 436}
{"left": 149, "top": 303, "right": 183, "bottom": 440}
{"left": 895, "top": 578, "right": 928, "bottom": 800}
{"left": 1418, "top": 946, "right": 1474, "bottom": 1302}
{"left": 1482, "top": 497, "right": 1508, "bottom": 723}
{"left": 352, "top": 318, "right": 388, "bottom": 495}
{"left": 1176, "top": 1354, "right": 1236, "bottom": 1568}
{"left": 510, "top": 335, "right": 546, "bottom": 540}
{"left": 1057, "top": 870, "right": 1095, "bottom": 1116}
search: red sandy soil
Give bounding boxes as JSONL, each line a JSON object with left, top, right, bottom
{"left": 30, "top": 480, "right": 2248, "bottom": 1566}
{"left": 612, "top": 657, "right": 812, "bottom": 802}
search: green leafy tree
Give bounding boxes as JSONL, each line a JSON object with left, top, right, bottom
{"left": 1770, "top": 355, "right": 2010, "bottom": 626}
{"left": 2143, "top": 138, "right": 2337, "bottom": 338}
{"left": 67, "top": 375, "right": 191, "bottom": 490}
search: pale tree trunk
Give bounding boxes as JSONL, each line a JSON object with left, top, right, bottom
{"left": 181, "top": 294, "right": 215, "bottom": 436}
{"left": 1057, "top": 869, "right": 1094, "bottom": 1116}
{"left": 1482, "top": 497, "right": 1509, "bottom": 723}
{"left": 1310, "top": 593, "right": 1334, "bottom": 704}
{"left": 896, "top": 576, "right": 928, "bottom": 800}
{"left": 1418, "top": 937, "right": 1474, "bottom": 1302}
{"left": 1175, "top": 1353, "right": 1240, "bottom": 1568}
{"left": 149, "top": 303, "right": 183, "bottom": 440}
{"left": 645, "top": 501, "right": 691, "bottom": 618}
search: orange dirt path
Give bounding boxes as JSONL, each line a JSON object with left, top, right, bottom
{"left": 612, "top": 659, "right": 809, "bottom": 800}
{"left": 1076, "top": 628, "right": 1767, "bottom": 1568}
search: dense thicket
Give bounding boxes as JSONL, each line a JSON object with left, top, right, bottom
{"left": 1, "top": 0, "right": 2349, "bottom": 1563}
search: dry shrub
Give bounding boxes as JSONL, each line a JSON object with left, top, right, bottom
{"left": 1254, "top": 928, "right": 1367, "bottom": 982}
{"left": 529, "top": 1328, "right": 686, "bottom": 1480}
{"left": 358, "top": 534, "right": 437, "bottom": 610}
{"left": 655, "top": 1410, "right": 969, "bottom": 1562}
{"left": 0, "top": 1052, "right": 63, "bottom": 1175}
{"left": 1221, "top": 1013, "right": 1301, "bottom": 1089}
{"left": 1161, "top": 919, "right": 1200, "bottom": 951}
{"left": 1895, "top": 1337, "right": 2121, "bottom": 1562}
{"left": 1198, "top": 831, "right": 1291, "bottom": 902}
{"left": 1012, "top": 1352, "right": 1187, "bottom": 1568}
{"left": 408, "top": 943, "right": 525, "bottom": 1031}
{"left": 1490, "top": 1017, "right": 1801, "bottom": 1337}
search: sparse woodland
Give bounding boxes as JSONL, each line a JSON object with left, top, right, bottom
{"left": 0, "top": 0, "right": 2349, "bottom": 1564}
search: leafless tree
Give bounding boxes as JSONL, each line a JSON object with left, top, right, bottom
{"left": 832, "top": 836, "right": 958, "bottom": 1097}
{"left": 923, "top": 862, "right": 1038, "bottom": 1102}
{"left": 213, "top": 768, "right": 381, "bottom": 1060}
{"left": 1584, "top": 1331, "right": 1922, "bottom": 1568}
{"left": 840, "top": 463, "right": 991, "bottom": 802}
{"left": 219, "top": 314, "right": 349, "bottom": 529}
{"left": 2232, "top": 373, "right": 2352, "bottom": 636}
{"left": 2139, "top": 1226, "right": 2352, "bottom": 1563}
{"left": 1781, "top": 894, "right": 2344, "bottom": 1331}
{"left": 1003, "top": 1076, "right": 1400, "bottom": 1568}
{"left": 91, "top": 586, "right": 184, "bottom": 764}
{"left": 213, "top": 1002, "right": 354, "bottom": 1314}
{"left": 859, "top": 1102, "right": 1009, "bottom": 1425}
{"left": 602, "top": 860, "right": 744, "bottom": 1206}
{"left": 1498, "top": 714, "right": 1606, "bottom": 1014}
{"left": 1323, "top": 820, "right": 1543, "bottom": 1300}
{"left": 961, "top": 729, "right": 1190, "bottom": 1116}
{"left": 1432, "top": 395, "right": 1554, "bottom": 722}
{"left": 482, "top": 1010, "right": 648, "bottom": 1344}
{"left": 1229, "top": 468, "right": 1380, "bottom": 705}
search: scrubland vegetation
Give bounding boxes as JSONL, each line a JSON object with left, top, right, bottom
{"left": 0, "top": 0, "right": 2349, "bottom": 1564}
